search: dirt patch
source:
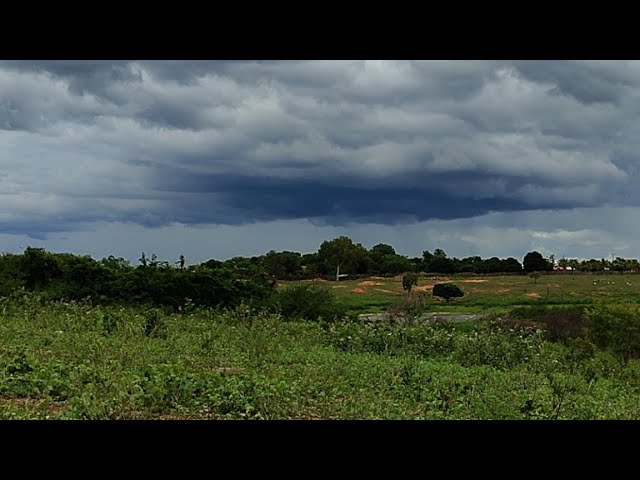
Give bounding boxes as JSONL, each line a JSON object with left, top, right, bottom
{"left": 524, "top": 292, "right": 541, "bottom": 298}
{"left": 310, "top": 278, "right": 328, "bottom": 282}
{"left": 351, "top": 288, "right": 367, "bottom": 294}
{"left": 0, "top": 395, "right": 66, "bottom": 415}
{"left": 359, "top": 281, "right": 385, "bottom": 287}
{"left": 331, "top": 285, "right": 347, "bottom": 288}
{"left": 461, "top": 279, "right": 488, "bottom": 283}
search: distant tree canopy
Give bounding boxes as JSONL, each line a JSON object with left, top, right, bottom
{"left": 318, "top": 236, "right": 367, "bottom": 281}
{"left": 263, "top": 250, "right": 302, "bottom": 279}
{"left": 523, "top": 251, "right": 553, "bottom": 273}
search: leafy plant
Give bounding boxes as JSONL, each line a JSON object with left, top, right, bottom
{"left": 432, "top": 283, "right": 464, "bottom": 303}
{"left": 402, "top": 273, "right": 418, "bottom": 294}
{"left": 585, "top": 303, "right": 640, "bottom": 366}
{"left": 275, "top": 285, "right": 346, "bottom": 322}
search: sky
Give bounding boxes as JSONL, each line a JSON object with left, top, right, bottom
{"left": 1, "top": 60, "right": 639, "bottom": 265}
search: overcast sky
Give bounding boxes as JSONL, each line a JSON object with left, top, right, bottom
{"left": 1, "top": 60, "right": 639, "bottom": 264}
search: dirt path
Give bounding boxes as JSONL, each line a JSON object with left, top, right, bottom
{"left": 358, "top": 312, "right": 488, "bottom": 323}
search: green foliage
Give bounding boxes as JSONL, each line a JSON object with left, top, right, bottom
{"left": 402, "top": 273, "right": 418, "bottom": 293}
{"left": 585, "top": 303, "right": 640, "bottom": 366}
{"left": 263, "top": 250, "right": 302, "bottom": 279}
{"left": 386, "top": 292, "right": 430, "bottom": 323}
{"left": 507, "top": 306, "right": 586, "bottom": 343}
{"left": 21, "top": 247, "right": 62, "bottom": 290}
{"left": 433, "top": 283, "right": 464, "bottom": 303}
{"left": 275, "top": 285, "right": 347, "bottom": 322}
{"left": 0, "top": 248, "right": 276, "bottom": 312}
{"left": 523, "top": 251, "right": 552, "bottom": 273}
{"left": 2, "top": 297, "right": 640, "bottom": 419}
{"left": 144, "top": 310, "right": 168, "bottom": 339}
{"left": 318, "top": 236, "right": 367, "bottom": 280}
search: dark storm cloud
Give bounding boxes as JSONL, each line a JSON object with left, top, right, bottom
{"left": 1, "top": 60, "right": 640, "bottom": 244}
{"left": 512, "top": 61, "right": 638, "bottom": 105}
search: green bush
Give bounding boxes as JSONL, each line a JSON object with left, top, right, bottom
{"left": 432, "top": 283, "right": 464, "bottom": 303}
{"left": 386, "top": 293, "right": 430, "bottom": 323}
{"left": 402, "top": 273, "right": 418, "bottom": 293}
{"left": 506, "top": 306, "right": 586, "bottom": 343}
{"left": 275, "top": 285, "right": 347, "bottom": 322}
{"left": 585, "top": 303, "right": 640, "bottom": 366}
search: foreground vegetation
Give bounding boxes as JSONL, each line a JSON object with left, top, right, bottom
{"left": 2, "top": 294, "right": 640, "bottom": 420}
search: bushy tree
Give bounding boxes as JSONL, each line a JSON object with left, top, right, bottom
{"left": 432, "top": 283, "right": 464, "bottom": 303}
{"left": 523, "top": 251, "right": 552, "bottom": 273}
{"left": 275, "top": 285, "right": 346, "bottom": 322}
{"left": 20, "top": 247, "right": 62, "bottom": 290}
{"left": 318, "top": 236, "right": 367, "bottom": 281}
{"left": 428, "top": 256, "right": 455, "bottom": 274}
{"left": 402, "top": 273, "right": 418, "bottom": 293}
{"left": 263, "top": 250, "right": 302, "bottom": 279}
{"left": 368, "top": 243, "right": 396, "bottom": 274}
{"left": 501, "top": 257, "right": 523, "bottom": 273}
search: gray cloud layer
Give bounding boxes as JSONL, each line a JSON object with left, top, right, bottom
{"left": 1, "top": 60, "right": 639, "bottom": 258}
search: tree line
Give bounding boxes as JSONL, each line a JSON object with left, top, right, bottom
{"left": 0, "top": 237, "right": 636, "bottom": 311}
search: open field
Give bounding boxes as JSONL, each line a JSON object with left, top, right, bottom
{"left": 280, "top": 274, "right": 640, "bottom": 315}
{"left": 2, "top": 295, "right": 640, "bottom": 419}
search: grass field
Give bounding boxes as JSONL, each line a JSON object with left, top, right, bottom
{"left": 280, "top": 273, "right": 640, "bottom": 315}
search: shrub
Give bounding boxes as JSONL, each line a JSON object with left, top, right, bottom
{"left": 585, "top": 303, "right": 640, "bottom": 366}
{"left": 432, "top": 283, "right": 464, "bottom": 303}
{"left": 386, "top": 292, "right": 430, "bottom": 323}
{"left": 275, "top": 285, "right": 346, "bottom": 322}
{"left": 402, "top": 273, "right": 418, "bottom": 293}
{"left": 506, "top": 306, "right": 586, "bottom": 343}
{"left": 144, "top": 310, "right": 168, "bottom": 339}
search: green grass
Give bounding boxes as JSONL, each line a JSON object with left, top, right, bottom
{"left": 2, "top": 293, "right": 640, "bottom": 419}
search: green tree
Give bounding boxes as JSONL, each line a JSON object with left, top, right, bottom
{"left": 432, "top": 283, "right": 464, "bottom": 303}
{"left": 501, "top": 257, "right": 523, "bottom": 273}
{"left": 100, "top": 255, "right": 131, "bottom": 272}
{"left": 369, "top": 243, "right": 396, "bottom": 274}
{"left": 422, "top": 250, "right": 434, "bottom": 265}
{"left": 428, "top": 256, "right": 455, "bottom": 274}
{"left": 523, "top": 251, "right": 552, "bottom": 273}
{"left": 381, "top": 254, "right": 412, "bottom": 275}
{"left": 402, "top": 273, "right": 418, "bottom": 294}
{"left": 318, "top": 236, "right": 366, "bottom": 281}
{"left": 433, "top": 248, "right": 447, "bottom": 259}
{"left": 263, "top": 250, "right": 302, "bottom": 279}
{"left": 20, "top": 247, "right": 62, "bottom": 290}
